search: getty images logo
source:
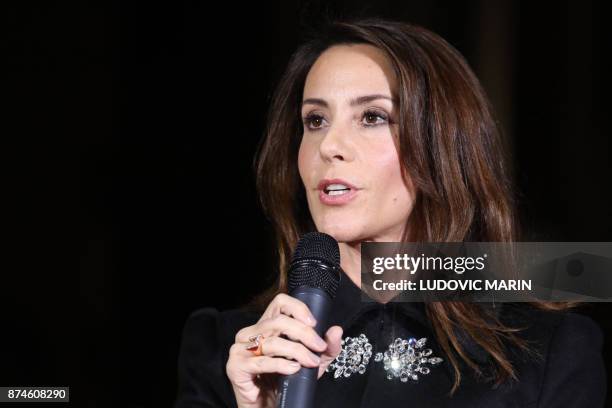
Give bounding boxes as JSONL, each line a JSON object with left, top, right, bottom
{"left": 372, "top": 253, "right": 488, "bottom": 275}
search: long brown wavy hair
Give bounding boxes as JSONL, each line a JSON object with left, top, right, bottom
{"left": 248, "top": 17, "right": 576, "bottom": 394}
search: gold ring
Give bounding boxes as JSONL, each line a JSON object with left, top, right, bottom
{"left": 245, "top": 334, "right": 265, "bottom": 356}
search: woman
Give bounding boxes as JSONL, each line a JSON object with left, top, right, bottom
{"left": 174, "top": 18, "right": 606, "bottom": 407}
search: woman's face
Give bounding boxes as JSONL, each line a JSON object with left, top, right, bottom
{"left": 298, "top": 44, "right": 415, "bottom": 244}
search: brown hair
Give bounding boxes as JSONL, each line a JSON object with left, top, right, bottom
{"left": 248, "top": 17, "right": 576, "bottom": 394}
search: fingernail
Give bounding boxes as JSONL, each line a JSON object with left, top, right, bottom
{"left": 316, "top": 337, "right": 327, "bottom": 348}
{"left": 290, "top": 361, "right": 301, "bottom": 368}
{"left": 308, "top": 316, "right": 317, "bottom": 326}
{"left": 311, "top": 353, "right": 321, "bottom": 364}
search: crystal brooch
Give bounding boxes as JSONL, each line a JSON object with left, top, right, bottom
{"left": 326, "top": 334, "right": 444, "bottom": 383}
{"left": 325, "top": 333, "right": 373, "bottom": 379}
{"left": 375, "top": 337, "right": 444, "bottom": 382}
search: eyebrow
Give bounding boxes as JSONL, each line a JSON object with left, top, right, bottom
{"left": 301, "top": 94, "right": 397, "bottom": 109}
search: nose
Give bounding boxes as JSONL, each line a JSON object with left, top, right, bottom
{"left": 318, "top": 121, "right": 354, "bottom": 163}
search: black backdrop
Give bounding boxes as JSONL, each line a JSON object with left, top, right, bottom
{"left": 2, "top": 1, "right": 610, "bottom": 407}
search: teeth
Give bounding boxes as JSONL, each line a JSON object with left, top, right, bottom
{"left": 326, "top": 183, "right": 349, "bottom": 191}
{"left": 328, "top": 190, "right": 349, "bottom": 196}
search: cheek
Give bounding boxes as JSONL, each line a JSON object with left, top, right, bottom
{"left": 297, "top": 140, "right": 308, "bottom": 179}
{"left": 298, "top": 139, "right": 316, "bottom": 179}
{"left": 375, "top": 149, "right": 412, "bottom": 202}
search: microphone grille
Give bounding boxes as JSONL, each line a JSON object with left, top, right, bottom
{"left": 288, "top": 232, "right": 341, "bottom": 298}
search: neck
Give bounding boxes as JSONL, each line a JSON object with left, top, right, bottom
{"left": 338, "top": 237, "right": 408, "bottom": 304}
{"left": 339, "top": 241, "right": 362, "bottom": 289}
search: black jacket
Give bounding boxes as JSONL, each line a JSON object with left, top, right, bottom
{"left": 174, "top": 271, "right": 607, "bottom": 407}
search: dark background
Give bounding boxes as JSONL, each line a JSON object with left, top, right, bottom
{"left": 2, "top": 1, "right": 610, "bottom": 407}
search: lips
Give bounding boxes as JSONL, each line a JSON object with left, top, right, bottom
{"left": 317, "top": 178, "right": 359, "bottom": 192}
{"left": 317, "top": 178, "right": 360, "bottom": 206}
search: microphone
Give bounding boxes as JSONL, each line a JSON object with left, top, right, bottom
{"left": 276, "top": 232, "right": 342, "bottom": 408}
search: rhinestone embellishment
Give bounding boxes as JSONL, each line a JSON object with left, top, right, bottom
{"left": 375, "top": 337, "right": 444, "bottom": 382}
{"left": 325, "top": 334, "right": 373, "bottom": 378}
{"left": 326, "top": 334, "right": 443, "bottom": 382}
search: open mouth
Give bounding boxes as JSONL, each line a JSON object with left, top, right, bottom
{"left": 324, "top": 184, "right": 352, "bottom": 196}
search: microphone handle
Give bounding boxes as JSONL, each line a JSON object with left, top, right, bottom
{"left": 276, "top": 286, "right": 332, "bottom": 408}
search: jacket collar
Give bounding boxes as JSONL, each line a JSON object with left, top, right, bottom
{"left": 328, "top": 269, "right": 497, "bottom": 365}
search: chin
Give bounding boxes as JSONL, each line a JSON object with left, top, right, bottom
{"left": 315, "top": 222, "right": 366, "bottom": 243}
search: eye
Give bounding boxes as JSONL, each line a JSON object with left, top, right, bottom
{"left": 362, "top": 109, "right": 390, "bottom": 127}
{"left": 302, "top": 113, "right": 327, "bottom": 131}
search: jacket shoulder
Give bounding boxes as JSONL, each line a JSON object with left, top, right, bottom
{"left": 500, "top": 304, "right": 606, "bottom": 407}
{"left": 536, "top": 310, "right": 607, "bottom": 407}
{"left": 174, "top": 307, "right": 262, "bottom": 408}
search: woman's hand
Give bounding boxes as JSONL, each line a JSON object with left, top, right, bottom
{"left": 226, "top": 293, "right": 343, "bottom": 408}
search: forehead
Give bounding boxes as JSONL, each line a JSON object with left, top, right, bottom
{"left": 303, "top": 43, "right": 398, "bottom": 100}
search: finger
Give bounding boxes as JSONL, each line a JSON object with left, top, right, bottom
{"left": 254, "top": 335, "right": 321, "bottom": 368}
{"left": 246, "top": 355, "right": 303, "bottom": 376}
{"left": 318, "top": 326, "right": 343, "bottom": 379}
{"left": 237, "top": 314, "right": 327, "bottom": 353}
{"left": 261, "top": 293, "right": 317, "bottom": 327}
{"left": 264, "top": 314, "right": 328, "bottom": 352}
